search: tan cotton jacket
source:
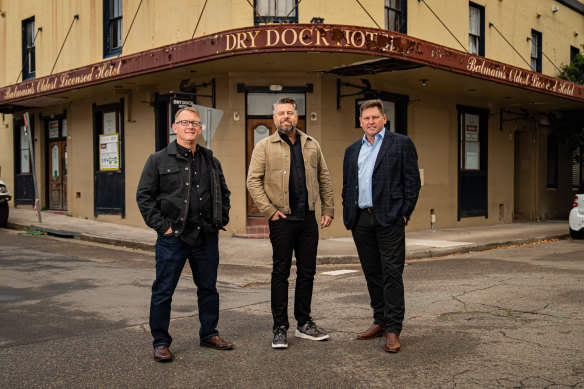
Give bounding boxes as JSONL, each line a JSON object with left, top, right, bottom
{"left": 246, "top": 130, "right": 334, "bottom": 219}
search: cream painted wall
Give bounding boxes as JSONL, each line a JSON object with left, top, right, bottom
{"left": 1, "top": 0, "right": 582, "bottom": 88}
{"left": 408, "top": 0, "right": 584, "bottom": 76}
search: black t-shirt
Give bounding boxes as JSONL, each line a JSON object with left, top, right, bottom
{"left": 279, "top": 131, "right": 313, "bottom": 220}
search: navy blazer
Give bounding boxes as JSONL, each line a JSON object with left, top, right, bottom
{"left": 342, "top": 130, "right": 421, "bottom": 230}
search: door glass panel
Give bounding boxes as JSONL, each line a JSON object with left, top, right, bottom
{"left": 51, "top": 144, "right": 60, "bottom": 179}
{"left": 254, "top": 125, "right": 270, "bottom": 145}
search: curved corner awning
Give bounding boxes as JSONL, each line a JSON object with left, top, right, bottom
{"left": 1, "top": 24, "right": 583, "bottom": 112}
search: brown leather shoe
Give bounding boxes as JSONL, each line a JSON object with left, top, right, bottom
{"left": 357, "top": 324, "right": 384, "bottom": 340}
{"left": 200, "top": 336, "right": 234, "bottom": 350}
{"left": 384, "top": 333, "right": 401, "bottom": 353}
{"left": 153, "top": 345, "right": 173, "bottom": 362}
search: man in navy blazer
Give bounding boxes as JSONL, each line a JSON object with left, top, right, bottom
{"left": 342, "top": 99, "right": 420, "bottom": 353}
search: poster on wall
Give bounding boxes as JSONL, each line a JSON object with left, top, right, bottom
{"left": 103, "top": 112, "right": 117, "bottom": 134}
{"left": 464, "top": 113, "right": 479, "bottom": 141}
{"left": 99, "top": 133, "right": 120, "bottom": 170}
{"left": 49, "top": 120, "right": 60, "bottom": 139}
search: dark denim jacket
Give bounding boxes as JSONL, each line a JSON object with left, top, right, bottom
{"left": 136, "top": 141, "right": 230, "bottom": 236}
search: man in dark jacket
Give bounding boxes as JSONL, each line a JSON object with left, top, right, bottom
{"left": 136, "top": 107, "right": 233, "bottom": 362}
{"left": 342, "top": 99, "right": 421, "bottom": 353}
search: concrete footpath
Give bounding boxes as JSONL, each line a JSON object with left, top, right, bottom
{"left": 6, "top": 206, "right": 570, "bottom": 265}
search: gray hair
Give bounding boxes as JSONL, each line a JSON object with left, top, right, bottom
{"left": 272, "top": 97, "right": 298, "bottom": 114}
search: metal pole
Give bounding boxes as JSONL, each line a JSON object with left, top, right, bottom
{"left": 23, "top": 112, "right": 42, "bottom": 223}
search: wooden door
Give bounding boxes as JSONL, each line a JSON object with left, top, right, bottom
{"left": 246, "top": 118, "right": 306, "bottom": 217}
{"left": 48, "top": 140, "right": 67, "bottom": 210}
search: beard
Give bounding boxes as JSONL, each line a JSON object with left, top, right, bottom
{"left": 277, "top": 121, "right": 295, "bottom": 133}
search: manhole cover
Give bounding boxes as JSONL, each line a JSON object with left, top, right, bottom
{"left": 440, "top": 312, "right": 520, "bottom": 328}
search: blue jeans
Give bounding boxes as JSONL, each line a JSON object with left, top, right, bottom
{"left": 150, "top": 232, "right": 220, "bottom": 347}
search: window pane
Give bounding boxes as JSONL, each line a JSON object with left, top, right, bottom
{"left": 469, "top": 36, "right": 478, "bottom": 54}
{"left": 469, "top": 7, "right": 479, "bottom": 35}
{"left": 572, "top": 147, "right": 582, "bottom": 189}
{"left": 111, "top": 0, "right": 122, "bottom": 17}
{"left": 247, "top": 93, "right": 305, "bottom": 116}
{"left": 387, "top": 10, "right": 398, "bottom": 31}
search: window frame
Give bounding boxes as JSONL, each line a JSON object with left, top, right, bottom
{"left": 468, "top": 2, "right": 485, "bottom": 56}
{"left": 531, "top": 29, "right": 542, "bottom": 73}
{"left": 103, "top": 0, "right": 123, "bottom": 58}
{"left": 254, "top": 0, "right": 298, "bottom": 25}
{"left": 385, "top": 0, "right": 407, "bottom": 34}
{"left": 22, "top": 17, "right": 36, "bottom": 81}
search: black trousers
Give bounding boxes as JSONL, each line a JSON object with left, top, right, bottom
{"left": 268, "top": 216, "right": 319, "bottom": 330}
{"left": 351, "top": 210, "right": 406, "bottom": 335}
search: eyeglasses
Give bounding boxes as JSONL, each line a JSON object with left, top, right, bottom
{"left": 176, "top": 120, "right": 202, "bottom": 127}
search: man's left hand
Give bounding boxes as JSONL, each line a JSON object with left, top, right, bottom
{"left": 321, "top": 215, "right": 333, "bottom": 228}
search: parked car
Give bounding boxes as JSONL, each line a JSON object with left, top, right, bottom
{"left": 569, "top": 181, "right": 584, "bottom": 239}
{"left": 0, "top": 178, "right": 11, "bottom": 227}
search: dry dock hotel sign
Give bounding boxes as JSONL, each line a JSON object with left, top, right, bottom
{"left": 1, "top": 24, "right": 582, "bottom": 106}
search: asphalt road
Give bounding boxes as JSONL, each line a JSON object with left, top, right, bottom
{"left": 0, "top": 229, "right": 583, "bottom": 388}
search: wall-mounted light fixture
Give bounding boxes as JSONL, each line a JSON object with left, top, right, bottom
{"left": 310, "top": 112, "right": 317, "bottom": 121}
{"left": 269, "top": 84, "right": 283, "bottom": 92}
{"left": 420, "top": 79, "right": 428, "bottom": 87}
{"left": 311, "top": 17, "right": 324, "bottom": 23}
{"left": 552, "top": 5, "right": 559, "bottom": 12}
{"left": 233, "top": 112, "right": 240, "bottom": 121}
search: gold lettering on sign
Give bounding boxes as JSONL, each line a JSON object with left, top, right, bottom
{"left": 315, "top": 28, "right": 329, "bottom": 46}
{"left": 226, "top": 34, "right": 236, "bottom": 51}
{"left": 281, "top": 28, "right": 297, "bottom": 45}
{"left": 94, "top": 61, "right": 122, "bottom": 79}
{"left": 466, "top": 57, "right": 507, "bottom": 81}
{"left": 38, "top": 77, "right": 58, "bottom": 92}
{"left": 236, "top": 32, "right": 248, "bottom": 49}
{"left": 266, "top": 29, "right": 279, "bottom": 46}
{"left": 247, "top": 30, "right": 259, "bottom": 47}
{"left": 299, "top": 28, "right": 313, "bottom": 46}
{"left": 350, "top": 31, "right": 366, "bottom": 48}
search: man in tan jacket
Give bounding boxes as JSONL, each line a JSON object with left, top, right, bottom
{"left": 247, "top": 97, "right": 334, "bottom": 349}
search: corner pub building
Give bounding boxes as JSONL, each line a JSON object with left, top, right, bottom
{"left": 0, "top": 0, "right": 583, "bottom": 238}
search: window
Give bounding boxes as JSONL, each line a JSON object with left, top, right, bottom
{"left": 104, "top": 0, "right": 123, "bottom": 57}
{"left": 531, "top": 30, "right": 542, "bottom": 73}
{"left": 22, "top": 17, "right": 36, "bottom": 80}
{"left": 572, "top": 147, "right": 582, "bottom": 189}
{"left": 570, "top": 45, "right": 580, "bottom": 64}
{"left": 546, "top": 134, "right": 558, "bottom": 189}
{"left": 254, "top": 0, "right": 297, "bottom": 25}
{"left": 469, "top": 3, "right": 484, "bottom": 56}
{"left": 385, "top": 0, "right": 406, "bottom": 33}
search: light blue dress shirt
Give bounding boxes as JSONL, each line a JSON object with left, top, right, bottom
{"left": 358, "top": 128, "right": 386, "bottom": 208}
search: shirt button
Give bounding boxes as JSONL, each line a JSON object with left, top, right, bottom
{"left": 184, "top": 200, "right": 187, "bottom": 203}
{"left": 180, "top": 217, "right": 184, "bottom": 221}
{"left": 197, "top": 226, "right": 201, "bottom": 230}
{"left": 185, "top": 167, "right": 189, "bottom": 170}
{"left": 186, "top": 183, "right": 189, "bottom": 186}
{"left": 197, "top": 185, "right": 199, "bottom": 188}
{"left": 200, "top": 198, "right": 202, "bottom": 200}
{"left": 284, "top": 171, "right": 287, "bottom": 174}
{"left": 174, "top": 230, "right": 179, "bottom": 233}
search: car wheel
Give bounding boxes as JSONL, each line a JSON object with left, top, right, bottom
{"left": 569, "top": 228, "right": 584, "bottom": 239}
{"left": 0, "top": 201, "right": 8, "bottom": 227}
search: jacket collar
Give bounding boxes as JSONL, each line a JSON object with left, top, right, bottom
{"left": 167, "top": 140, "right": 211, "bottom": 157}
{"left": 269, "top": 129, "right": 308, "bottom": 143}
